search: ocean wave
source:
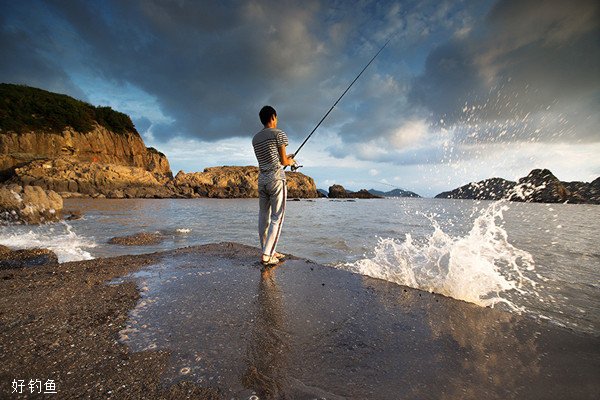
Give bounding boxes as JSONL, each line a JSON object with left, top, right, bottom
{"left": 0, "top": 221, "right": 96, "bottom": 263}
{"left": 340, "top": 200, "right": 538, "bottom": 310}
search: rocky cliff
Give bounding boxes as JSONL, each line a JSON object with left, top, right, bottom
{"left": 0, "top": 84, "right": 171, "bottom": 179}
{"left": 0, "top": 126, "right": 171, "bottom": 179}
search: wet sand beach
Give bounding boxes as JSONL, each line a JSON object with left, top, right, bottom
{"left": 1, "top": 242, "right": 598, "bottom": 399}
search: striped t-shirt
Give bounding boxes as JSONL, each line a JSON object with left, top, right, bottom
{"left": 252, "top": 128, "right": 289, "bottom": 184}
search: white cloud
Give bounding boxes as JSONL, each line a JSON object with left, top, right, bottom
{"left": 390, "top": 119, "right": 429, "bottom": 149}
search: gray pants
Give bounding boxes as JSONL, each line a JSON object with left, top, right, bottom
{"left": 258, "top": 179, "right": 287, "bottom": 257}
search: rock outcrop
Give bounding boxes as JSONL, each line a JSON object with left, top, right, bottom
{"left": 328, "top": 184, "right": 381, "bottom": 199}
{"left": 9, "top": 158, "right": 174, "bottom": 199}
{"left": 0, "top": 245, "right": 59, "bottom": 269}
{"left": 507, "top": 169, "right": 570, "bottom": 203}
{"left": 173, "top": 166, "right": 318, "bottom": 198}
{"left": 435, "top": 169, "right": 600, "bottom": 204}
{"left": 7, "top": 161, "right": 319, "bottom": 199}
{"left": 0, "top": 126, "right": 171, "bottom": 179}
{"left": 436, "top": 178, "right": 516, "bottom": 200}
{"left": 563, "top": 177, "right": 600, "bottom": 204}
{"left": 328, "top": 184, "right": 348, "bottom": 198}
{"left": 0, "top": 184, "right": 63, "bottom": 224}
{"left": 108, "top": 232, "right": 164, "bottom": 246}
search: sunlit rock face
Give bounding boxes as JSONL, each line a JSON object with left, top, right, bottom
{"left": 173, "top": 166, "right": 319, "bottom": 198}
{"left": 0, "top": 184, "right": 63, "bottom": 224}
{"left": 9, "top": 159, "right": 173, "bottom": 199}
{"left": 0, "top": 125, "right": 172, "bottom": 178}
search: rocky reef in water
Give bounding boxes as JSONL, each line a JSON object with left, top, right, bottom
{"left": 327, "top": 184, "right": 382, "bottom": 199}
{"left": 0, "top": 84, "right": 318, "bottom": 199}
{"left": 435, "top": 169, "right": 600, "bottom": 204}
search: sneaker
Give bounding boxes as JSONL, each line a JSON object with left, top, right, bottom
{"left": 261, "top": 255, "right": 280, "bottom": 266}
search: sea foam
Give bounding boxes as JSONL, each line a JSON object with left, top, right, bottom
{"left": 0, "top": 221, "right": 96, "bottom": 263}
{"left": 342, "top": 200, "right": 537, "bottom": 310}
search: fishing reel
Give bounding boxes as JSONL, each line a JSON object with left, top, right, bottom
{"left": 291, "top": 163, "right": 303, "bottom": 172}
{"left": 289, "top": 153, "right": 302, "bottom": 171}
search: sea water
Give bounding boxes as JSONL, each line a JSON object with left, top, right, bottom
{"left": 0, "top": 197, "right": 598, "bottom": 335}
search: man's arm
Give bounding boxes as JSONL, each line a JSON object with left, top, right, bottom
{"left": 278, "top": 145, "right": 295, "bottom": 166}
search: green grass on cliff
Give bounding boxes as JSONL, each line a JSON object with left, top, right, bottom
{"left": 0, "top": 83, "right": 136, "bottom": 134}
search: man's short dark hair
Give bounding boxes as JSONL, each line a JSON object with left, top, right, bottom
{"left": 259, "top": 105, "right": 277, "bottom": 125}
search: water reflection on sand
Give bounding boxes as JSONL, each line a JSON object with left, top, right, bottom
{"left": 243, "top": 268, "right": 289, "bottom": 397}
{"left": 114, "top": 244, "right": 599, "bottom": 400}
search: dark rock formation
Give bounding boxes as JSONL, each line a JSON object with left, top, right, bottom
{"left": 108, "top": 232, "right": 164, "bottom": 246}
{"left": 328, "top": 184, "right": 382, "bottom": 199}
{"left": 508, "top": 169, "right": 570, "bottom": 203}
{"left": 0, "top": 184, "right": 63, "bottom": 224}
{"left": 0, "top": 246, "right": 59, "bottom": 269}
{"left": 436, "top": 169, "right": 599, "bottom": 204}
{"left": 353, "top": 189, "right": 381, "bottom": 199}
{"left": 436, "top": 178, "right": 516, "bottom": 200}
{"left": 562, "top": 177, "right": 600, "bottom": 204}
{"left": 328, "top": 184, "right": 348, "bottom": 198}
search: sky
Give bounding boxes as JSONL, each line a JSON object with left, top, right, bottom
{"left": 1, "top": 0, "right": 598, "bottom": 196}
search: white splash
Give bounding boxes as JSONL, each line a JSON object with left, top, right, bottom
{"left": 0, "top": 221, "right": 96, "bottom": 263}
{"left": 343, "top": 201, "right": 536, "bottom": 310}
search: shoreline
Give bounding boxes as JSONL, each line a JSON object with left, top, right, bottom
{"left": 1, "top": 242, "right": 599, "bottom": 399}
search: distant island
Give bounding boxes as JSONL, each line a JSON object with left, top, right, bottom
{"left": 316, "top": 186, "right": 421, "bottom": 198}
{"left": 367, "top": 188, "right": 421, "bottom": 198}
{"left": 435, "top": 169, "right": 599, "bottom": 205}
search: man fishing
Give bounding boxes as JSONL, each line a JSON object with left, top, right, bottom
{"left": 252, "top": 105, "right": 296, "bottom": 266}
{"left": 251, "top": 39, "right": 389, "bottom": 267}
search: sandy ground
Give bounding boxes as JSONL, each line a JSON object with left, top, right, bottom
{"left": 0, "top": 242, "right": 599, "bottom": 399}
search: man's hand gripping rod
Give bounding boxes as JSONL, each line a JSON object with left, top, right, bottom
{"left": 287, "top": 38, "right": 391, "bottom": 172}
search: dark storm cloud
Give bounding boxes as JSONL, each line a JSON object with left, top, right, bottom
{"left": 2, "top": 0, "right": 596, "bottom": 172}
{"left": 0, "top": 3, "right": 85, "bottom": 98}
{"left": 1, "top": 0, "right": 342, "bottom": 141}
{"left": 0, "top": 0, "right": 483, "bottom": 146}
{"left": 411, "top": 0, "right": 600, "bottom": 144}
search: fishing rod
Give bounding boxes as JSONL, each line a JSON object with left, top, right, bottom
{"left": 289, "top": 38, "right": 391, "bottom": 171}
